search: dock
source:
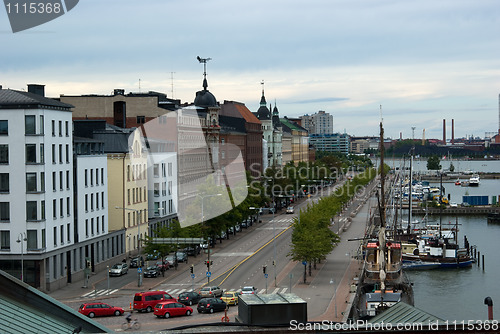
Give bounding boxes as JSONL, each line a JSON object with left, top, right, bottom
{"left": 402, "top": 205, "right": 500, "bottom": 215}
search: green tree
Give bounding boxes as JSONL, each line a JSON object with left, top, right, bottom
{"left": 449, "top": 162, "right": 455, "bottom": 172}
{"left": 427, "top": 155, "right": 441, "bottom": 170}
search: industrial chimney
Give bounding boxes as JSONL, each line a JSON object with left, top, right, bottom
{"left": 452, "top": 119, "right": 454, "bottom": 145}
{"left": 443, "top": 119, "right": 446, "bottom": 144}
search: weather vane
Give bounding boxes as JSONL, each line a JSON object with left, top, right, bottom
{"left": 197, "top": 56, "right": 212, "bottom": 90}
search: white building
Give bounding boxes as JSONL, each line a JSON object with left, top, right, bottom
{"left": 301, "top": 110, "right": 334, "bottom": 135}
{"left": 0, "top": 85, "right": 124, "bottom": 291}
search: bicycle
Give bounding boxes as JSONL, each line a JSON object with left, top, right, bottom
{"left": 121, "top": 318, "right": 141, "bottom": 331}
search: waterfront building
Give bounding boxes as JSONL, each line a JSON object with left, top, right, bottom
{"left": 309, "top": 132, "right": 350, "bottom": 155}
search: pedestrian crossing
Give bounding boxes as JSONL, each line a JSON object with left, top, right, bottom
{"left": 80, "top": 289, "right": 119, "bottom": 298}
{"left": 79, "top": 286, "right": 290, "bottom": 299}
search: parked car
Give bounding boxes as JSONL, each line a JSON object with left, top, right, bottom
{"left": 199, "top": 286, "right": 223, "bottom": 298}
{"left": 449, "top": 202, "right": 458, "bottom": 208}
{"left": 286, "top": 206, "right": 295, "bottom": 214}
{"left": 176, "top": 251, "right": 188, "bottom": 263}
{"left": 143, "top": 265, "right": 161, "bottom": 278}
{"left": 133, "top": 291, "right": 176, "bottom": 312}
{"left": 154, "top": 260, "right": 170, "bottom": 272}
{"left": 130, "top": 256, "right": 144, "bottom": 268}
{"left": 183, "top": 246, "right": 201, "bottom": 256}
{"left": 240, "top": 286, "right": 258, "bottom": 295}
{"left": 221, "top": 291, "right": 239, "bottom": 306}
{"left": 197, "top": 298, "right": 227, "bottom": 314}
{"left": 164, "top": 255, "right": 177, "bottom": 268}
{"left": 146, "top": 251, "right": 160, "bottom": 261}
{"left": 153, "top": 301, "right": 193, "bottom": 318}
{"left": 78, "top": 302, "right": 124, "bottom": 318}
{"left": 178, "top": 291, "right": 202, "bottom": 306}
{"left": 109, "top": 263, "right": 128, "bottom": 276}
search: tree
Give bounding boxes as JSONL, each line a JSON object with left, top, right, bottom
{"left": 449, "top": 162, "right": 455, "bottom": 172}
{"left": 427, "top": 155, "right": 441, "bottom": 170}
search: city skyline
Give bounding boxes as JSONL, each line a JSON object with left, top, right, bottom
{"left": 1, "top": 0, "right": 499, "bottom": 139}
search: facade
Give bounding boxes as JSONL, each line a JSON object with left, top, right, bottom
{"left": 280, "top": 117, "right": 309, "bottom": 165}
{"left": 350, "top": 138, "right": 370, "bottom": 154}
{"left": 220, "top": 100, "right": 263, "bottom": 176}
{"left": 309, "top": 133, "right": 350, "bottom": 154}
{"left": 0, "top": 85, "right": 124, "bottom": 292}
{"left": 300, "top": 110, "right": 334, "bottom": 135}
{"left": 254, "top": 87, "right": 283, "bottom": 169}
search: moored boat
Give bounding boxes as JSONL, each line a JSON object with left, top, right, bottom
{"left": 469, "top": 174, "right": 480, "bottom": 187}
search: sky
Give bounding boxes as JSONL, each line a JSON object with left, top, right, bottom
{"left": 1, "top": 0, "right": 500, "bottom": 140}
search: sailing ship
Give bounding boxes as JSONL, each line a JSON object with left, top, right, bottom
{"left": 350, "top": 120, "right": 414, "bottom": 320}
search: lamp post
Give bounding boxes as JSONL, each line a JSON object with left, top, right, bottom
{"left": 16, "top": 232, "right": 27, "bottom": 282}
{"left": 265, "top": 176, "right": 278, "bottom": 287}
{"left": 196, "top": 193, "right": 222, "bottom": 284}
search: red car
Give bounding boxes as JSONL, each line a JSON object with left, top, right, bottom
{"left": 153, "top": 301, "right": 193, "bottom": 318}
{"left": 78, "top": 302, "right": 124, "bottom": 318}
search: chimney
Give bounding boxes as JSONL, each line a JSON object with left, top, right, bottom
{"left": 452, "top": 119, "right": 455, "bottom": 144}
{"left": 27, "top": 84, "right": 45, "bottom": 97}
{"left": 443, "top": 119, "right": 446, "bottom": 144}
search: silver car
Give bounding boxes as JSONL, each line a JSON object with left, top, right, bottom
{"left": 109, "top": 263, "right": 128, "bottom": 276}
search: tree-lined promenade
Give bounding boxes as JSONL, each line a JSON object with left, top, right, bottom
{"left": 289, "top": 167, "right": 377, "bottom": 280}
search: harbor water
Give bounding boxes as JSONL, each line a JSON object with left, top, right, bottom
{"left": 381, "top": 159, "right": 500, "bottom": 321}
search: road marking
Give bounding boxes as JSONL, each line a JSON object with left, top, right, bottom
{"left": 212, "top": 252, "right": 254, "bottom": 257}
{"left": 258, "top": 289, "right": 266, "bottom": 294}
{"left": 80, "top": 289, "right": 119, "bottom": 298}
{"left": 272, "top": 288, "right": 280, "bottom": 294}
{"left": 281, "top": 288, "right": 288, "bottom": 293}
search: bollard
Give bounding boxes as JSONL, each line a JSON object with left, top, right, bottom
{"left": 484, "top": 297, "right": 493, "bottom": 321}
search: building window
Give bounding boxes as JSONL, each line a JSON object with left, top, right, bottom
{"left": 0, "top": 120, "right": 8, "bottom": 135}
{"left": 58, "top": 121, "right": 62, "bottom": 136}
{"left": 26, "top": 173, "right": 37, "bottom": 192}
{"left": 154, "top": 183, "right": 159, "bottom": 197}
{"left": 59, "top": 144, "right": 62, "bottom": 163}
{"left": 40, "top": 172, "right": 45, "bottom": 192}
{"left": 25, "top": 144, "right": 37, "bottom": 164}
{"left": 127, "top": 165, "right": 130, "bottom": 181}
{"left": 25, "top": 115, "right": 36, "bottom": 135}
{"left": 96, "top": 192, "right": 99, "bottom": 209}
{"left": 127, "top": 189, "right": 130, "bottom": 204}
{"left": 136, "top": 116, "right": 145, "bottom": 124}
{"left": 41, "top": 229, "right": 45, "bottom": 249}
{"left": 67, "top": 223, "right": 70, "bottom": 242}
{"left": 101, "top": 168, "right": 104, "bottom": 184}
{"left": 162, "top": 182, "right": 166, "bottom": 196}
{"left": 85, "top": 194, "right": 88, "bottom": 212}
{"left": 90, "top": 169, "right": 93, "bottom": 186}
{"left": 168, "top": 162, "right": 172, "bottom": 176}
{"left": 27, "top": 229, "right": 37, "bottom": 250}
{"left": 65, "top": 144, "right": 69, "bottom": 163}
{"left": 0, "top": 174, "right": 9, "bottom": 193}
{"left": 91, "top": 218, "right": 94, "bottom": 235}
{"left": 26, "top": 201, "right": 37, "bottom": 221}
{"left": 66, "top": 171, "right": 70, "bottom": 189}
{"left": 52, "top": 172, "right": 56, "bottom": 191}
{"left": 53, "top": 199, "right": 56, "bottom": 218}
{"left": 153, "top": 164, "right": 159, "bottom": 177}
{"left": 90, "top": 193, "right": 94, "bottom": 211}
{"left": 84, "top": 169, "right": 88, "bottom": 187}
{"left": 53, "top": 227, "right": 57, "bottom": 246}
{"left": 162, "top": 163, "right": 166, "bottom": 177}
{"left": 101, "top": 192, "right": 105, "bottom": 208}
{"left": 95, "top": 168, "right": 99, "bottom": 185}
{"left": 102, "top": 215, "right": 104, "bottom": 231}
{"left": 60, "top": 198, "right": 63, "bottom": 217}
{"left": 39, "top": 115, "right": 44, "bottom": 134}
{"left": 59, "top": 171, "right": 63, "bottom": 190}
{"left": 0, "top": 202, "right": 10, "bottom": 221}
{"left": 52, "top": 144, "right": 56, "bottom": 163}
{"left": 51, "top": 120, "right": 55, "bottom": 136}
{"left": 0, "top": 231, "right": 10, "bottom": 250}
{"left": 0, "top": 145, "right": 8, "bottom": 164}
{"left": 168, "top": 181, "right": 172, "bottom": 195}
{"left": 65, "top": 121, "right": 69, "bottom": 136}
{"left": 85, "top": 219, "right": 89, "bottom": 237}
{"left": 41, "top": 200, "right": 45, "bottom": 220}
{"left": 66, "top": 197, "right": 70, "bottom": 216}
{"left": 40, "top": 144, "right": 44, "bottom": 164}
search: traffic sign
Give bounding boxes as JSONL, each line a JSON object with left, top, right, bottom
{"left": 302, "top": 261, "right": 307, "bottom": 265}
{"left": 264, "top": 273, "right": 268, "bottom": 278}
{"left": 191, "top": 273, "right": 195, "bottom": 279}
{"left": 137, "top": 267, "right": 142, "bottom": 273}
{"left": 206, "top": 271, "right": 211, "bottom": 277}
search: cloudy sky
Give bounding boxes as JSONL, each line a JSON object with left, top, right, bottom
{"left": 1, "top": 0, "right": 499, "bottom": 139}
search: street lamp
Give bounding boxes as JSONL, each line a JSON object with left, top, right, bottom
{"left": 16, "top": 232, "right": 27, "bottom": 282}
{"left": 264, "top": 176, "right": 278, "bottom": 287}
{"left": 196, "top": 193, "right": 222, "bottom": 284}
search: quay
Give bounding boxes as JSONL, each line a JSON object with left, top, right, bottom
{"left": 402, "top": 205, "right": 500, "bottom": 215}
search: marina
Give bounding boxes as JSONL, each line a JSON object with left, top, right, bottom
{"left": 381, "top": 158, "right": 500, "bottom": 321}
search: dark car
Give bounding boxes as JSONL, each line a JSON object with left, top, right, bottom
{"left": 176, "top": 251, "right": 188, "bottom": 263}
{"left": 178, "top": 291, "right": 202, "bottom": 306}
{"left": 130, "top": 256, "right": 144, "bottom": 268}
{"left": 183, "top": 246, "right": 201, "bottom": 256}
{"left": 143, "top": 265, "right": 161, "bottom": 278}
{"left": 197, "top": 298, "right": 227, "bottom": 314}
{"left": 78, "top": 302, "right": 124, "bottom": 318}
